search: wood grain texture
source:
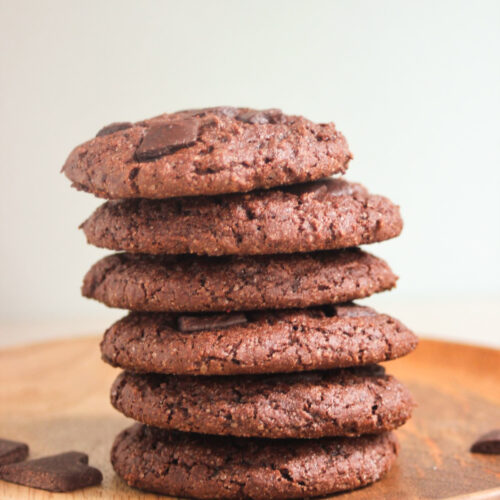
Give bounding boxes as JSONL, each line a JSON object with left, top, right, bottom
{"left": 0, "top": 337, "right": 499, "bottom": 499}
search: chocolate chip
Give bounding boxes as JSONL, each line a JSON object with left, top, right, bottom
{"left": 0, "top": 438, "right": 29, "bottom": 466}
{"left": 0, "top": 451, "right": 102, "bottom": 492}
{"left": 136, "top": 119, "right": 200, "bottom": 160}
{"left": 470, "top": 430, "right": 500, "bottom": 454}
{"left": 284, "top": 178, "right": 353, "bottom": 201}
{"left": 96, "top": 122, "right": 132, "bottom": 137}
{"left": 237, "top": 108, "right": 283, "bottom": 124}
{"left": 334, "top": 304, "right": 377, "bottom": 318}
{"left": 177, "top": 313, "right": 248, "bottom": 333}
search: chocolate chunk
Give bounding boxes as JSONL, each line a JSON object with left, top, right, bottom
{"left": 334, "top": 304, "right": 378, "bottom": 318}
{"left": 0, "top": 438, "right": 29, "bottom": 466}
{"left": 470, "top": 430, "right": 500, "bottom": 454}
{"left": 285, "top": 178, "right": 353, "bottom": 200}
{"left": 177, "top": 313, "right": 248, "bottom": 333}
{"left": 136, "top": 119, "right": 200, "bottom": 160}
{"left": 237, "top": 108, "right": 283, "bottom": 124}
{"left": 0, "top": 451, "right": 102, "bottom": 492}
{"left": 96, "top": 122, "right": 132, "bottom": 137}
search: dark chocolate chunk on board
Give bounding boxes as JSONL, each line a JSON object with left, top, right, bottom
{"left": 0, "top": 451, "right": 102, "bottom": 492}
{"left": 470, "top": 429, "right": 500, "bottom": 454}
{"left": 0, "top": 438, "right": 29, "bottom": 466}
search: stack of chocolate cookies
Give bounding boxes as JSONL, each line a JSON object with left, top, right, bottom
{"left": 63, "top": 107, "right": 417, "bottom": 499}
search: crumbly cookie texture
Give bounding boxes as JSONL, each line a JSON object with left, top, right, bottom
{"left": 82, "top": 248, "right": 398, "bottom": 312}
{"left": 101, "top": 304, "right": 418, "bottom": 375}
{"left": 81, "top": 178, "right": 402, "bottom": 256}
{"left": 62, "top": 107, "right": 352, "bottom": 199}
{"left": 110, "top": 365, "right": 414, "bottom": 439}
{"left": 111, "top": 424, "right": 398, "bottom": 500}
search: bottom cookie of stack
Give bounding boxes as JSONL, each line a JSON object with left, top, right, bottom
{"left": 112, "top": 424, "right": 399, "bottom": 500}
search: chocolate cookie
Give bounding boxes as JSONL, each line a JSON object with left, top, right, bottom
{"left": 110, "top": 365, "right": 414, "bottom": 438}
{"left": 83, "top": 249, "right": 397, "bottom": 312}
{"left": 112, "top": 424, "right": 398, "bottom": 499}
{"left": 81, "top": 178, "right": 402, "bottom": 256}
{"left": 62, "top": 107, "right": 352, "bottom": 199}
{"left": 101, "top": 304, "right": 418, "bottom": 375}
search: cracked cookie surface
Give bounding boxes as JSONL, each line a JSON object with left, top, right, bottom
{"left": 82, "top": 178, "right": 402, "bottom": 256}
{"left": 101, "top": 303, "right": 417, "bottom": 375}
{"left": 112, "top": 424, "right": 398, "bottom": 499}
{"left": 82, "top": 248, "right": 397, "bottom": 312}
{"left": 110, "top": 365, "right": 414, "bottom": 438}
{"left": 62, "top": 107, "right": 352, "bottom": 199}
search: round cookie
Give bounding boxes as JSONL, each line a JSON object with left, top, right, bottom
{"left": 82, "top": 248, "right": 397, "bottom": 312}
{"left": 62, "top": 107, "right": 352, "bottom": 200}
{"left": 112, "top": 425, "right": 398, "bottom": 499}
{"left": 110, "top": 365, "right": 414, "bottom": 438}
{"left": 81, "top": 178, "right": 403, "bottom": 256}
{"left": 101, "top": 303, "right": 418, "bottom": 375}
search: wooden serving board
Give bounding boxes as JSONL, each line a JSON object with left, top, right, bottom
{"left": 0, "top": 336, "right": 499, "bottom": 499}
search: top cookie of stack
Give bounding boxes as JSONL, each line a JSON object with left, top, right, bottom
{"left": 62, "top": 107, "right": 352, "bottom": 199}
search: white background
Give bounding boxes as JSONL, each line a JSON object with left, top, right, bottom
{"left": 0, "top": 0, "right": 499, "bottom": 347}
